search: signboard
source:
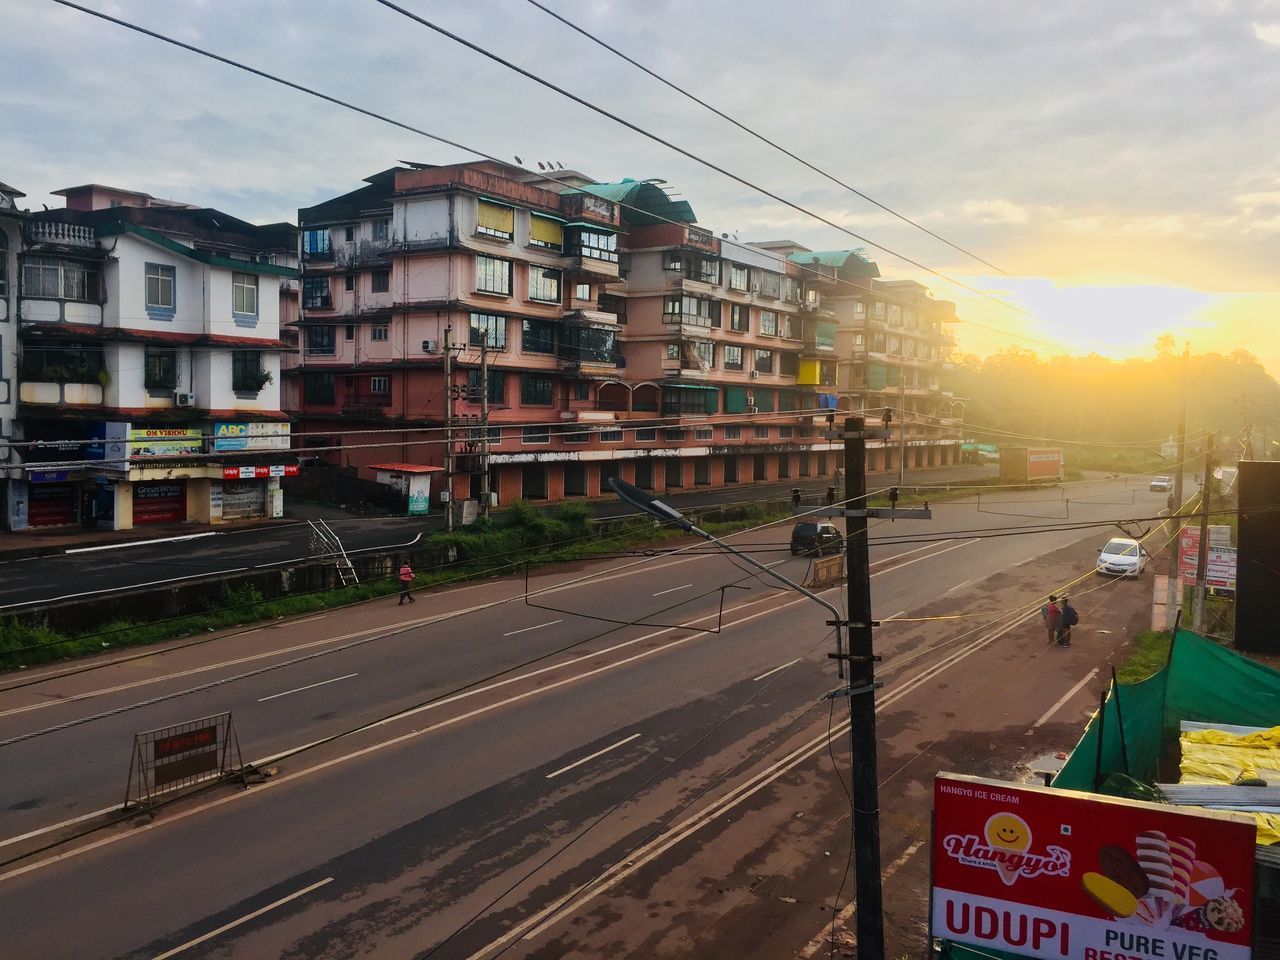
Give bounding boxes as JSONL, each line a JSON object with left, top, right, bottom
{"left": 129, "top": 428, "right": 203, "bottom": 458}
{"left": 1205, "top": 546, "right": 1237, "bottom": 591}
{"left": 125, "top": 713, "right": 243, "bottom": 808}
{"left": 213, "top": 422, "right": 290, "bottom": 452}
{"left": 1177, "top": 526, "right": 1233, "bottom": 585}
{"left": 28, "top": 470, "right": 69, "bottom": 484}
{"left": 932, "top": 774, "right": 1255, "bottom": 960}
{"left": 407, "top": 474, "right": 431, "bottom": 516}
{"left": 222, "top": 464, "right": 299, "bottom": 480}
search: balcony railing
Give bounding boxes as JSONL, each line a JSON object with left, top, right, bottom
{"left": 25, "top": 221, "right": 96, "bottom": 247}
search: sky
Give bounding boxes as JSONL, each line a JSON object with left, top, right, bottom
{"left": 3, "top": 0, "right": 1280, "bottom": 373}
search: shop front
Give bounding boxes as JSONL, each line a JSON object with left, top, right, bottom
{"left": 27, "top": 470, "right": 79, "bottom": 527}
{"left": 132, "top": 480, "right": 187, "bottom": 525}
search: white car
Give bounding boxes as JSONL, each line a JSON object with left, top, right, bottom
{"left": 1149, "top": 476, "right": 1172, "bottom": 492}
{"left": 1096, "top": 537, "right": 1148, "bottom": 578}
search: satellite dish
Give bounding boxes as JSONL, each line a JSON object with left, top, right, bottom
{"left": 556, "top": 161, "right": 565, "bottom": 170}
{"left": 537, "top": 162, "right": 546, "bottom": 170}
{"left": 514, "top": 155, "right": 523, "bottom": 164}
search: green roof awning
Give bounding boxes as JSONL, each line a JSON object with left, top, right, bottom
{"left": 662, "top": 383, "right": 719, "bottom": 392}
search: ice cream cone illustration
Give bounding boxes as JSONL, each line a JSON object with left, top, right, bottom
{"left": 1169, "top": 837, "right": 1197, "bottom": 905}
{"left": 984, "top": 812, "right": 1032, "bottom": 886}
{"left": 1136, "top": 830, "right": 1177, "bottom": 901}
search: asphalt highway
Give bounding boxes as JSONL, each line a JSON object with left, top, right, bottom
{"left": 0, "top": 475, "right": 1172, "bottom": 959}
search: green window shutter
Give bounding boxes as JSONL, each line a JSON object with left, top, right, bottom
{"left": 724, "top": 385, "right": 748, "bottom": 414}
{"left": 754, "top": 388, "right": 775, "bottom": 413}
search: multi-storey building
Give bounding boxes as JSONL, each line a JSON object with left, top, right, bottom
{"left": 290, "top": 161, "right": 962, "bottom": 510}
{"left": 0, "top": 181, "right": 24, "bottom": 524}
{"left": 6, "top": 184, "right": 298, "bottom": 530}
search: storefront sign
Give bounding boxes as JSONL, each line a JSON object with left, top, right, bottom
{"left": 213, "top": 422, "right": 290, "bottom": 452}
{"left": 129, "top": 428, "right": 203, "bottom": 458}
{"left": 28, "top": 470, "right": 69, "bottom": 484}
{"left": 932, "top": 774, "right": 1255, "bottom": 960}
{"left": 222, "top": 464, "right": 298, "bottom": 480}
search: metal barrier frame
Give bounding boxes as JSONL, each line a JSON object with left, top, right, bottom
{"left": 123, "top": 711, "right": 244, "bottom": 810}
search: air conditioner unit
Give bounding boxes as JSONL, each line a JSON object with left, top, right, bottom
{"left": 750, "top": 283, "right": 760, "bottom": 294}
{"left": 745, "top": 405, "right": 759, "bottom": 414}
{"left": 422, "top": 339, "right": 439, "bottom": 353}
{"left": 748, "top": 369, "right": 760, "bottom": 379}
{"left": 174, "top": 393, "right": 195, "bottom": 407}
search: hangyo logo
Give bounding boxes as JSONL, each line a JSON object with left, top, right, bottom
{"left": 943, "top": 813, "right": 1072, "bottom": 886}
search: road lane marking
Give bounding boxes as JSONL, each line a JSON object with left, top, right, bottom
{"left": 1031, "top": 668, "right": 1099, "bottom": 729}
{"left": 886, "top": 610, "right": 906, "bottom": 621}
{"left": 66, "top": 532, "right": 219, "bottom": 555}
{"left": 257, "top": 673, "right": 359, "bottom": 703}
{"left": 752, "top": 658, "right": 802, "bottom": 682}
{"left": 502, "top": 620, "right": 563, "bottom": 637}
{"left": 651, "top": 583, "right": 693, "bottom": 597}
{"left": 546, "top": 734, "right": 641, "bottom": 780}
{"left": 149, "top": 876, "right": 334, "bottom": 960}
{"left": 945, "top": 578, "right": 972, "bottom": 594}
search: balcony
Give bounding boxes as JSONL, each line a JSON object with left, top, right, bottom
{"left": 565, "top": 250, "right": 620, "bottom": 280}
{"left": 343, "top": 396, "right": 391, "bottom": 416}
{"left": 335, "top": 239, "right": 395, "bottom": 269}
{"left": 563, "top": 307, "right": 621, "bottom": 327}
{"left": 20, "top": 381, "right": 104, "bottom": 406}
{"left": 25, "top": 221, "right": 96, "bottom": 248}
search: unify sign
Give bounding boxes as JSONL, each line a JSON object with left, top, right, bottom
{"left": 932, "top": 774, "right": 1256, "bottom": 960}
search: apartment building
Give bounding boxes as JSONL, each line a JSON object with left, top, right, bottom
{"left": 0, "top": 182, "right": 23, "bottom": 523}
{"left": 5, "top": 185, "right": 298, "bottom": 530}
{"left": 290, "top": 162, "right": 961, "bottom": 510}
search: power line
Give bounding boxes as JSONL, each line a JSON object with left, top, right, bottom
{"left": 370, "top": 0, "right": 1031, "bottom": 317}
{"left": 522, "top": 0, "right": 1011, "bottom": 277}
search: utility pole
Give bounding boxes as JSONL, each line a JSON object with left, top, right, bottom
{"left": 480, "top": 339, "right": 491, "bottom": 517}
{"left": 843, "top": 414, "right": 885, "bottom": 960}
{"left": 898, "top": 376, "right": 907, "bottom": 489}
{"left": 1166, "top": 346, "right": 1188, "bottom": 627}
{"left": 443, "top": 326, "right": 454, "bottom": 533}
{"left": 1192, "top": 436, "right": 1214, "bottom": 633}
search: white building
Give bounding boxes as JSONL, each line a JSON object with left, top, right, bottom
{"left": 10, "top": 185, "right": 298, "bottom": 530}
{"left": 0, "top": 181, "right": 23, "bottom": 527}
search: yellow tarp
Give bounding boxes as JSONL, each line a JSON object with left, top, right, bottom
{"left": 1179, "top": 725, "right": 1280, "bottom": 843}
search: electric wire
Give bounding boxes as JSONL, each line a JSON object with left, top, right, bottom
{"left": 521, "top": 0, "right": 1010, "bottom": 277}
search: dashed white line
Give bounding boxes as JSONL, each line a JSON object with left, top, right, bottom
{"left": 651, "top": 583, "right": 693, "bottom": 597}
{"left": 752, "top": 657, "right": 802, "bottom": 682}
{"left": 945, "top": 578, "right": 973, "bottom": 595}
{"left": 66, "top": 532, "right": 219, "bottom": 555}
{"left": 502, "top": 619, "right": 563, "bottom": 637}
{"left": 886, "top": 610, "right": 906, "bottom": 621}
{"left": 257, "top": 673, "right": 359, "bottom": 703}
{"left": 1032, "top": 667, "right": 1100, "bottom": 729}
{"left": 149, "top": 877, "right": 334, "bottom": 959}
{"left": 546, "top": 734, "right": 642, "bottom": 780}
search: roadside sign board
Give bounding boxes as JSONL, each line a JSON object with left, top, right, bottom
{"left": 125, "top": 713, "right": 243, "bottom": 808}
{"left": 932, "top": 773, "right": 1255, "bottom": 960}
{"left": 1177, "top": 526, "right": 1233, "bottom": 585}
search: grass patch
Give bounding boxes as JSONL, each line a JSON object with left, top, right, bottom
{"left": 1115, "top": 630, "right": 1172, "bottom": 683}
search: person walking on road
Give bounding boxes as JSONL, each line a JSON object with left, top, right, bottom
{"left": 1041, "top": 594, "right": 1061, "bottom": 645}
{"left": 1057, "top": 596, "right": 1078, "bottom": 647}
{"left": 398, "top": 559, "right": 416, "bottom": 605}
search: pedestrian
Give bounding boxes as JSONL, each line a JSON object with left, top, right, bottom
{"left": 1058, "top": 596, "right": 1078, "bottom": 647}
{"left": 398, "top": 558, "right": 416, "bottom": 605}
{"left": 1041, "top": 594, "right": 1061, "bottom": 645}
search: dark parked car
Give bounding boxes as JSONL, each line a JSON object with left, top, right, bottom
{"left": 790, "top": 521, "right": 842, "bottom": 556}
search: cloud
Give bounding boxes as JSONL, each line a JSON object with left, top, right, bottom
{"left": 1252, "top": 21, "right": 1280, "bottom": 43}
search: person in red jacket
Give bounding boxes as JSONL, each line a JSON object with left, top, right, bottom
{"left": 1041, "top": 594, "right": 1061, "bottom": 645}
{"left": 398, "top": 559, "right": 416, "bottom": 605}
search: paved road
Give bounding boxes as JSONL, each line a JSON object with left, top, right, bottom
{"left": 0, "top": 474, "right": 1172, "bottom": 959}
{"left": 0, "top": 468, "right": 997, "bottom": 609}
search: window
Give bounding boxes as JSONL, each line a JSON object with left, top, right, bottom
{"left": 305, "top": 325, "right": 336, "bottom": 355}
{"left": 662, "top": 386, "right": 718, "bottom": 415}
{"left": 302, "top": 277, "right": 331, "bottom": 309}
{"left": 24, "top": 256, "right": 100, "bottom": 301}
{"left": 759, "top": 311, "right": 778, "bottom": 336}
{"left": 782, "top": 276, "right": 801, "bottom": 302}
{"left": 231, "top": 351, "right": 266, "bottom": 393}
{"left": 723, "top": 385, "right": 749, "bottom": 414}
{"left": 724, "top": 345, "right": 743, "bottom": 370}
{"left": 21, "top": 343, "right": 104, "bottom": 382}
{"left": 370, "top": 375, "right": 390, "bottom": 394}
{"left": 562, "top": 325, "right": 616, "bottom": 364}
{"left": 694, "top": 426, "right": 714, "bottom": 441}
{"left": 476, "top": 200, "right": 515, "bottom": 240}
{"left": 476, "top": 255, "right": 512, "bottom": 295}
{"left": 303, "top": 371, "right": 335, "bottom": 404}
{"left": 0, "top": 231, "right": 6, "bottom": 297}
{"left": 302, "top": 229, "right": 330, "bottom": 256}
{"left": 345, "top": 324, "right": 355, "bottom": 341}
{"left": 889, "top": 304, "right": 902, "bottom": 326}
{"left": 729, "top": 263, "right": 749, "bottom": 291}
{"left": 562, "top": 424, "right": 588, "bottom": 444}
{"left": 232, "top": 272, "right": 258, "bottom": 316}
{"left": 779, "top": 426, "right": 794, "bottom": 439}
{"left": 779, "top": 352, "right": 799, "bottom": 377}
{"left": 146, "top": 263, "right": 176, "bottom": 310}
{"left": 724, "top": 425, "right": 742, "bottom": 439}
{"left": 344, "top": 226, "right": 355, "bottom": 243}
{"left": 520, "top": 372, "right": 554, "bottom": 405}
{"left": 600, "top": 428, "right": 623, "bottom": 442}
{"left": 754, "top": 425, "right": 770, "bottom": 439}
{"left": 469, "top": 312, "right": 506, "bottom": 350}
{"left": 693, "top": 340, "right": 714, "bottom": 368}
{"left": 754, "top": 349, "right": 774, "bottom": 373}
{"left": 522, "top": 425, "right": 549, "bottom": 445}
{"left": 371, "top": 325, "right": 389, "bottom": 342}
{"left": 568, "top": 227, "right": 618, "bottom": 262}
{"left": 466, "top": 368, "right": 505, "bottom": 404}
{"left": 522, "top": 318, "right": 556, "bottom": 354}
{"left": 853, "top": 300, "right": 866, "bottom": 317}
{"left": 682, "top": 255, "right": 720, "bottom": 284}
{"left": 780, "top": 315, "right": 796, "bottom": 339}
{"left": 372, "top": 219, "right": 390, "bottom": 241}
{"left": 663, "top": 295, "right": 717, "bottom": 327}
{"left": 574, "top": 282, "right": 591, "bottom": 301}
{"left": 371, "top": 270, "right": 390, "bottom": 293}
{"left": 664, "top": 428, "right": 686, "bottom": 441}
{"left": 889, "top": 335, "right": 901, "bottom": 355}
{"left": 571, "top": 381, "right": 590, "bottom": 401}
{"left": 530, "top": 215, "right": 564, "bottom": 251}
{"left": 872, "top": 332, "right": 886, "bottom": 353}
{"left": 759, "top": 271, "right": 781, "bottom": 299}
{"left": 905, "top": 338, "right": 917, "bottom": 357}
{"left": 665, "top": 342, "right": 680, "bottom": 360}
{"left": 344, "top": 274, "right": 355, "bottom": 292}
{"left": 528, "top": 266, "right": 561, "bottom": 303}
{"left": 906, "top": 309, "right": 917, "bottom": 330}
{"left": 874, "top": 301, "right": 886, "bottom": 319}
{"left": 634, "top": 428, "right": 657, "bottom": 442}
{"left": 729, "top": 304, "right": 748, "bottom": 331}
{"left": 854, "top": 333, "right": 865, "bottom": 347}
{"left": 144, "top": 350, "right": 177, "bottom": 390}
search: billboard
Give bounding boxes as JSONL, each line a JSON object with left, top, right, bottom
{"left": 213, "top": 422, "right": 290, "bottom": 452}
{"left": 128, "top": 428, "right": 203, "bottom": 458}
{"left": 932, "top": 774, "right": 1255, "bottom": 960}
{"left": 221, "top": 464, "right": 298, "bottom": 480}
{"left": 1177, "top": 526, "right": 1233, "bottom": 585}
